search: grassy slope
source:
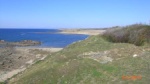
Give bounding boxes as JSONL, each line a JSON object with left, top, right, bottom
{"left": 9, "top": 36, "right": 150, "bottom": 84}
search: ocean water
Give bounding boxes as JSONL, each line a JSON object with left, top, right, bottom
{"left": 0, "top": 29, "right": 88, "bottom": 48}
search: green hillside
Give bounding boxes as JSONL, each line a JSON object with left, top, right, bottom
{"left": 8, "top": 26, "right": 150, "bottom": 84}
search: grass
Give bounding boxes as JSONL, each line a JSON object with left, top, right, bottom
{"left": 8, "top": 34, "right": 150, "bottom": 84}
{"left": 0, "top": 82, "right": 6, "bottom": 84}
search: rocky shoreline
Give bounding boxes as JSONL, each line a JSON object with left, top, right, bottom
{"left": 0, "top": 40, "right": 41, "bottom": 47}
{"left": 0, "top": 40, "right": 62, "bottom": 82}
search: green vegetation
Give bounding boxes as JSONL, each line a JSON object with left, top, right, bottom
{"left": 0, "top": 82, "right": 6, "bottom": 84}
{"left": 102, "top": 24, "right": 150, "bottom": 46}
{"left": 9, "top": 26, "right": 150, "bottom": 84}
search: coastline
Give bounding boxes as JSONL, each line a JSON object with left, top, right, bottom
{"left": 0, "top": 46, "right": 62, "bottom": 82}
{"left": 0, "top": 29, "right": 105, "bottom": 82}
{"left": 30, "top": 29, "right": 106, "bottom": 35}
{"left": 58, "top": 29, "right": 106, "bottom": 35}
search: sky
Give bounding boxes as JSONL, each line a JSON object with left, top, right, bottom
{"left": 0, "top": 0, "right": 150, "bottom": 28}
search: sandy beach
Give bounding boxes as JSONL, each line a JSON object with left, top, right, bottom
{"left": 59, "top": 29, "right": 106, "bottom": 35}
{"left": 0, "top": 47, "right": 62, "bottom": 82}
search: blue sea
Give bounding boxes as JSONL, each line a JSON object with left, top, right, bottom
{"left": 0, "top": 29, "right": 88, "bottom": 48}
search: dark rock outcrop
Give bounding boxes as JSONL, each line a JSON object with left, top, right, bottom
{"left": 0, "top": 40, "right": 41, "bottom": 47}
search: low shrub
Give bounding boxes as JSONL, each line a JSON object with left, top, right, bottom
{"left": 102, "top": 24, "right": 150, "bottom": 46}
